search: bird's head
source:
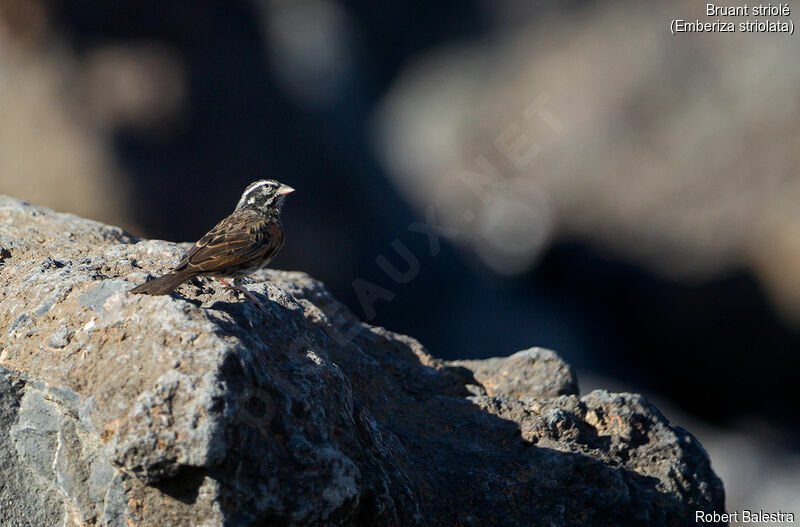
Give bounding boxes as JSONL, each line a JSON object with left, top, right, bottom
{"left": 235, "top": 179, "right": 295, "bottom": 216}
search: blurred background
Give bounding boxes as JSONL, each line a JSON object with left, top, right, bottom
{"left": 1, "top": 0, "right": 798, "bottom": 520}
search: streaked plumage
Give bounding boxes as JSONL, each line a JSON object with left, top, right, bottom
{"left": 130, "top": 179, "right": 294, "bottom": 297}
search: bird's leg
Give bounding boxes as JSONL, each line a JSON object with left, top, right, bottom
{"left": 229, "top": 277, "right": 268, "bottom": 312}
{"left": 216, "top": 277, "right": 237, "bottom": 297}
{"left": 217, "top": 277, "right": 268, "bottom": 311}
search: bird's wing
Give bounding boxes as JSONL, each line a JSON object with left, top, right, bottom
{"left": 174, "top": 210, "right": 283, "bottom": 274}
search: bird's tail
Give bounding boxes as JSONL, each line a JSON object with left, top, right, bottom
{"left": 129, "top": 271, "right": 196, "bottom": 295}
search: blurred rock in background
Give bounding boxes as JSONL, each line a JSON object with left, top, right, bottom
{"left": 1, "top": 0, "right": 798, "bottom": 519}
{"left": 376, "top": 1, "right": 800, "bottom": 296}
{"left": 0, "top": 0, "right": 134, "bottom": 228}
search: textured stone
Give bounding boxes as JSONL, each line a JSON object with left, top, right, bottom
{"left": 0, "top": 196, "right": 726, "bottom": 526}
{"left": 451, "top": 347, "right": 578, "bottom": 399}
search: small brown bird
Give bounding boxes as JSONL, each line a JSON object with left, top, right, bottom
{"left": 130, "top": 179, "right": 294, "bottom": 305}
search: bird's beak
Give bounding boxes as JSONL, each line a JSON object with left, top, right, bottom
{"left": 277, "top": 184, "right": 295, "bottom": 196}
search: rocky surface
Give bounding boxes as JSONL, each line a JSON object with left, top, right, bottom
{"left": 0, "top": 195, "right": 725, "bottom": 526}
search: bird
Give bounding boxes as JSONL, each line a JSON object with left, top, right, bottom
{"left": 130, "top": 179, "right": 294, "bottom": 307}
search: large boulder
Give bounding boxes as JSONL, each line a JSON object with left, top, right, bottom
{"left": 0, "top": 196, "right": 725, "bottom": 526}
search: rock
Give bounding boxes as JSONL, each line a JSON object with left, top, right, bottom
{"left": 0, "top": 195, "right": 726, "bottom": 526}
{"left": 451, "top": 347, "right": 578, "bottom": 399}
{"left": 46, "top": 324, "right": 74, "bottom": 348}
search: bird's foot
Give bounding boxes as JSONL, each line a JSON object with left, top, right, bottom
{"left": 216, "top": 278, "right": 268, "bottom": 313}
